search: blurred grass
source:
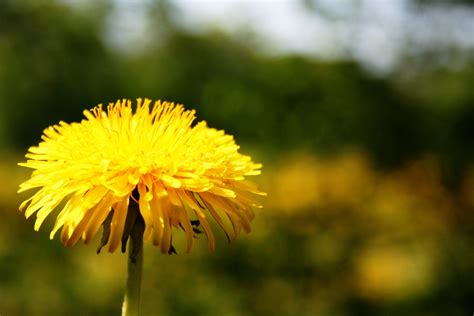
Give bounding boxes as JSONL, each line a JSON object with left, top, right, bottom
{"left": 1, "top": 150, "right": 473, "bottom": 315}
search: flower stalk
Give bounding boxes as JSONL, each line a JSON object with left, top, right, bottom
{"left": 122, "top": 209, "right": 145, "bottom": 316}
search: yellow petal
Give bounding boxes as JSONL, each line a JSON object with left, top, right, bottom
{"left": 108, "top": 197, "right": 130, "bottom": 252}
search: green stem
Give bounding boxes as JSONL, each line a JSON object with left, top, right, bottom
{"left": 122, "top": 214, "right": 144, "bottom": 316}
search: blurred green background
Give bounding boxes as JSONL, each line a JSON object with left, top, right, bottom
{"left": 1, "top": 0, "right": 473, "bottom": 315}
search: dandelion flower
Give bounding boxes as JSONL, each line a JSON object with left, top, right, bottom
{"left": 18, "top": 98, "right": 265, "bottom": 254}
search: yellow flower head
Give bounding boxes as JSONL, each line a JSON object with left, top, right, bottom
{"left": 18, "top": 98, "right": 265, "bottom": 254}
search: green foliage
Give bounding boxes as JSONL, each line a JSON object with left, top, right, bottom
{"left": 0, "top": 1, "right": 473, "bottom": 315}
{"left": 0, "top": 0, "right": 119, "bottom": 147}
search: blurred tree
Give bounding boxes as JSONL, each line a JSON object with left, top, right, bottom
{"left": 122, "top": 29, "right": 426, "bottom": 168}
{"left": 416, "top": 0, "right": 474, "bottom": 5}
{"left": 0, "top": 0, "right": 119, "bottom": 148}
{"left": 0, "top": 0, "right": 472, "bottom": 179}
